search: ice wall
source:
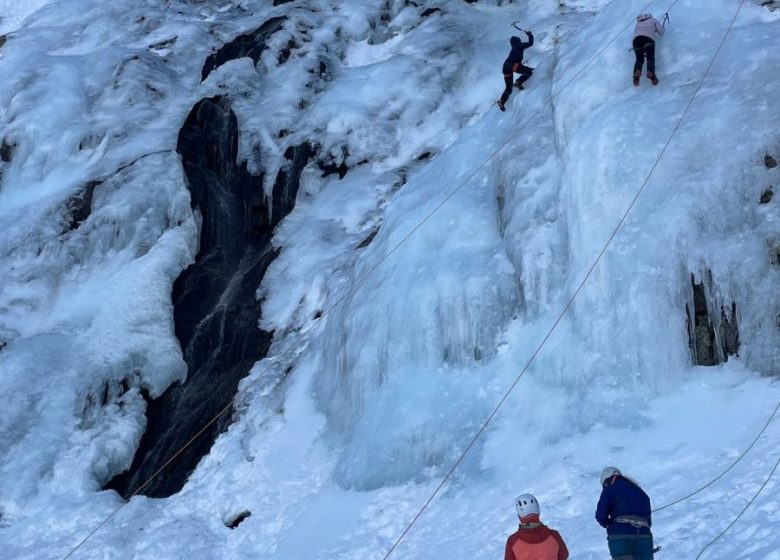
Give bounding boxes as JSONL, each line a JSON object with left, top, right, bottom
{"left": 1, "top": 0, "right": 780, "bottom": 558}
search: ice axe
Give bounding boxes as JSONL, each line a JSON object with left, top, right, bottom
{"left": 511, "top": 21, "right": 528, "bottom": 33}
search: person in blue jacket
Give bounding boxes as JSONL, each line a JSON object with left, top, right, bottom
{"left": 595, "top": 466, "right": 655, "bottom": 559}
{"left": 497, "top": 30, "right": 534, "bottom": 111}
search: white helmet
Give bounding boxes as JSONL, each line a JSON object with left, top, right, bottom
{"left": 601, "top": 466, "right": 621, "bottom": 486}
{"left": 515, "top": 493, "right": 540, "bottom": 518}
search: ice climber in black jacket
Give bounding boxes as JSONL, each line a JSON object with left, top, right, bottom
{"left": 497, "top": 30, "right": 533, "bottom": 112}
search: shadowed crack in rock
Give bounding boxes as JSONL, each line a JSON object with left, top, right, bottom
{"left": 201, "top": 17, "right": 286, "bottom": 81}
{"left": 686, "top": 272, "right": 740, "bottom": 367}
{"left": 106, "top": 96, "right": 313, "bottom": 498}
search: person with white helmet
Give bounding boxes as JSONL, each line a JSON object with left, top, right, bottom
{"left": 504, "top": 493, "right": 569, "bottom": 560}
{"left": 632, "top": 13, "right": 666, "bottom": 86}
{"left": 596, "top": 467, "right": 655, "bottom": 560}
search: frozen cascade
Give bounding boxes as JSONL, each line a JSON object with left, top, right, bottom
{"left": 313, "top": 143, "right": 524, "bottom": 488}
{"left": 0, "top": 0, "right": 780, "bottom": 559}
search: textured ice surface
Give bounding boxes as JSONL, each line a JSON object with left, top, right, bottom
{"left": 1, "top": 0, "right": 779, "bottom": 558}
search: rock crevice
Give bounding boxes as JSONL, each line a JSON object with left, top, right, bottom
{"left": 106, "top": 96, "right": 311, "bottom": 498}
{"left": 686, "top": 271, "right": 740, "bottom": 366}
{"left": 201, "top": 17, "right": 286, "bottom": 81}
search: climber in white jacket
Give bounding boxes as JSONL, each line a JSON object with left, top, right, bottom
{"left": 632, "top": 13, "right": 665, "bottom": 86}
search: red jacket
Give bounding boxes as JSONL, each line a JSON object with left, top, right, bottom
{"left": 504, "top": 522, "right": 569, "bottom": 560}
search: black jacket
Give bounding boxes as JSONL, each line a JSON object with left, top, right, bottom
{"left": 502, "top": 32, "right": 533, "bottom": 74}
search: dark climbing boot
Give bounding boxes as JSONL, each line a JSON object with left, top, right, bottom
{"left": 647, "top": 71, "right": 659, "bottom": 86}
{"left": 497, "top": 99, "right": 506, "bottom": 111}
{"left": 633, "top": 70, "right": 641, "bottom": 87}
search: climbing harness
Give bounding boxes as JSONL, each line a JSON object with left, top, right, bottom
{"left": 615, "top": 515, "right": 651, "bottom": 529}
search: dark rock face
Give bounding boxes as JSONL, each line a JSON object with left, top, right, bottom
{"left": 226, "top": 510, "right": 252, "bottom": 529}
{"left": 760, "top": 187, "right": 774, "bottom": 204}
{"left": 65, "top": 181, "right": 99, "bottom": 231}
{"left": 765, "top": 154, "right": 778, "bottom": 169}
{"left": 772, "top": 245, "right": 780, "bottom": 266}
{"left": 686, "top": 272, "right": 739, "bottom": 366}
{"left": 356, "top": 227, "right": 379, "bottom": 249}
{"left": 201, "top": 17, "right": 286, "bottom": 81}
{"left": 278, "top": 39, "right": 299, "bottom": 65}
{"left": 317, "top": 147, "right": 350, "bottom": 179}
{"left": 688, "top": 277, "right": 717, "bottom": 365}
{"left": 106, "top": 97, "right": 312, "bottom": 498}
{"left": 0, "top": 139, "right": 14, "bottom": 162}
{"left": 719, "top": 302, "right": 740, "bottom": 358}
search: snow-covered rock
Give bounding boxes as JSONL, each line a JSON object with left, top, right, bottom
{"left": 1, "top": 0, "right": 779, "bottom": 558}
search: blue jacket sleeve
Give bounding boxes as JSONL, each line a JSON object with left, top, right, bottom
{"left": 642, "top": 487, "right": 652, "bottom": 527}
{"left": 595, "top": 487, "right": 611, "bottom": 528}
